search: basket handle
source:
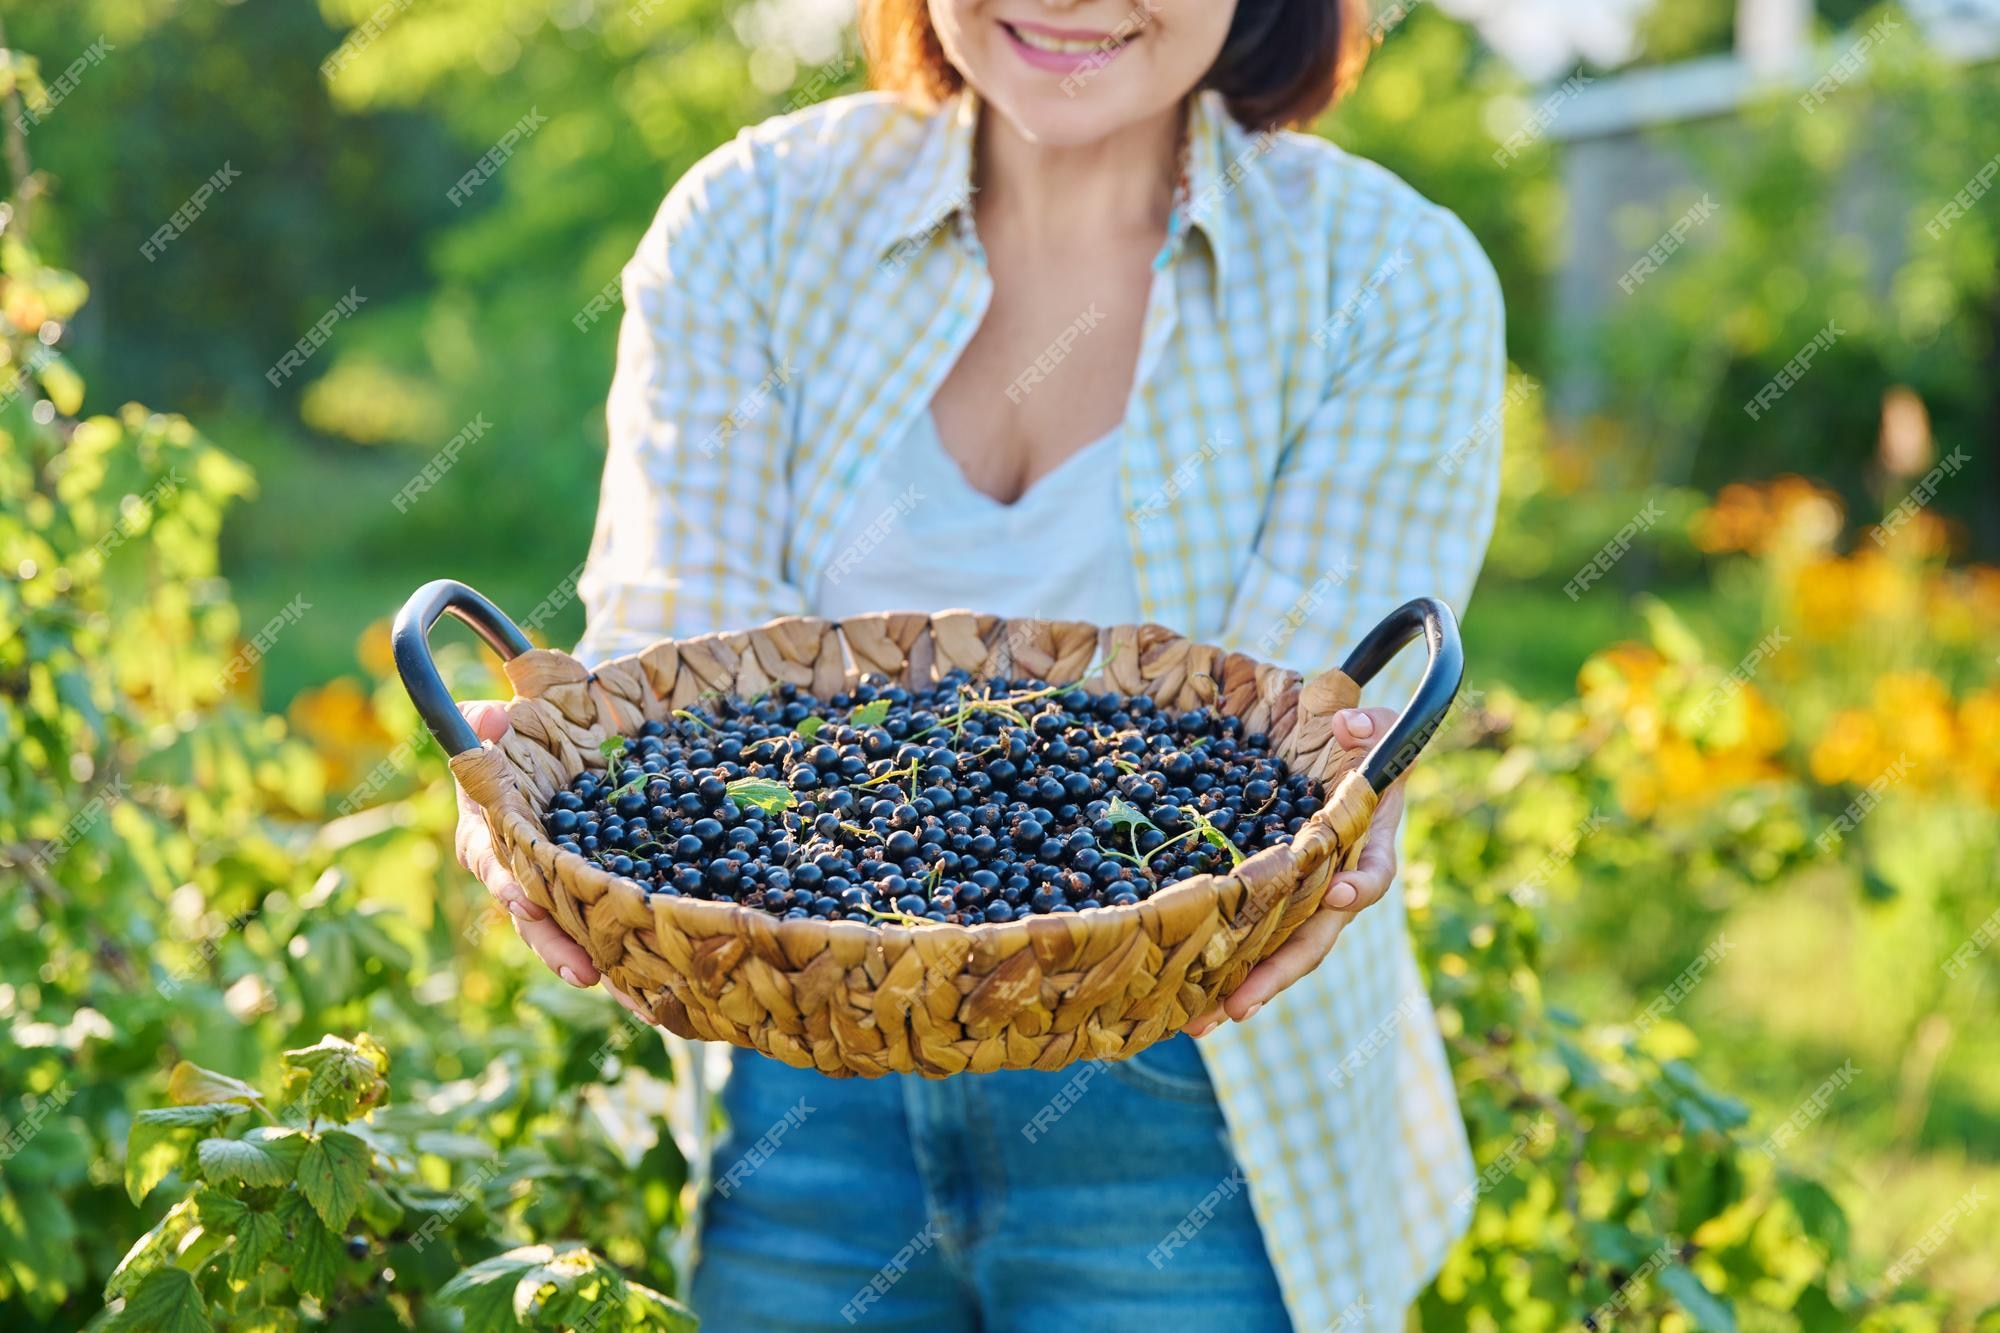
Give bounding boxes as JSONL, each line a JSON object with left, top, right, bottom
{"left": 1337, "top": 596, "right": 1464, "bottom": 794}
{"left": 392, "top": 579, "right": 534, "bottom": 758}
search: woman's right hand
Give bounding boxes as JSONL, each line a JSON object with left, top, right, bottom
{"left": 454, "top": 702, "right": 602, "bottom": 988}
{"left": 452, "top": 700, "right": 656, "bottom": 1020}
{"left": 453, "top": 702, "right": 660, "bottom": 1027}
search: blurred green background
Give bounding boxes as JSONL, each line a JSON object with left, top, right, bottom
{"left": 2, "top": 0, "right": 1996, "bottom": 1328}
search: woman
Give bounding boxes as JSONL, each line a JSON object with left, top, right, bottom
{"left": 454, "top": 1, "right": 1504, "bottom": 1327}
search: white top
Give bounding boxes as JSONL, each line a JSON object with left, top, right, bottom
{"left": 812, "top": 412, "right": 1145, "bottom": 626}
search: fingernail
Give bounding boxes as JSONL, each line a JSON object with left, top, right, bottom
{"left": 1187, "top": 1018, "right": 1217, "bottom": 1038}
{"left": 1243, "top": 1002, "right": 1264, "bottom": 1022}
{"left": 1345, "top": 710, "right": 1374, "bottom": 738}
{"left": 506, "top": 900, "right": 533, "bottom": 922}
{"left": 559, "top": 966, "right": 585, "bottom": 987}
{"left": 1327, "top": 880, "right": 1358, "bottom": 908}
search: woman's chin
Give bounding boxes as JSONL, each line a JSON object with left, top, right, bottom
{"left": 978, "top": 84, "right": 1157, "bottom": 149}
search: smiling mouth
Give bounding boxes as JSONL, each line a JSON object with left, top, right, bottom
{"left": 999, "top": 18, "right": 1140, "bottom": 70}
{"left": 1002, "top": 20, "right": 1134, "bottom": 54}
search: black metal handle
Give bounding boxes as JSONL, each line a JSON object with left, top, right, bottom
{"left": 1337, "top": 597, "right": 1465, "bottom": 793}
{"left": 392, "top": 580, "right": 535, "bottom": 758}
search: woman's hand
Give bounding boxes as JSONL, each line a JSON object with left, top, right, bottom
{"left": 453, "top": 702, "right": 659, "bottom": 1026}
{"left": 1187, "top": 705, "right": 1406, "bottom": 1038}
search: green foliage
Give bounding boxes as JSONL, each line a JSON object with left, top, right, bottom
{"left": 102, "top": 1037, "right": 692, "bottom": 1331}
{"left": 439, "top": 1246, "right": 696, "bottom": 1333}
{"left": 0, "top": 103, "right": 693, "bottom": 1328}
{"left": 1582, "top": 4, "right": 2000, "bottom": 538}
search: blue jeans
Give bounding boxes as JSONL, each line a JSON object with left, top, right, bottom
{"left": 689, "top": 1034, "right": 1290, "bottom": 1331}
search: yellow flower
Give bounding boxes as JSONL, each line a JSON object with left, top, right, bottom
{"left": 1809, "top": 709, "right": 1883, "bottom": 787}
{"left": 358, "top": 618, "right": 397, "bottom": 680}
{"left": 1581, "top": 643, "right": 1666, "bottom": 704}
{"left": 1928, "top": 565, "right": 2000, "bottom": 646}
{"left": 1655, "top": 736, "right": 1711, "bottom": 805}
{"left": 1959, "top": 687, "right": 2000, "bottom": 806}
{"left": 1786, "top": 548, "right": 1913, "bottom": 642}
{"left": 1871, "top": 671, "right": 1957, "bottom": 781}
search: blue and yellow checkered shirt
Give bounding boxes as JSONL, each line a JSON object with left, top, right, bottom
{"left": 578, "top": 88, "right": 1504, "bottom": 1332}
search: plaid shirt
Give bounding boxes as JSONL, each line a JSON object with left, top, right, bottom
{"left": 577, "top": 89, "right": 1504, "bottom": 1332}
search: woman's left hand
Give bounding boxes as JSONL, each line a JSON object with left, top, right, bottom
{"left": 1187, "top": 705, "right": 1406, "bottom": 1038}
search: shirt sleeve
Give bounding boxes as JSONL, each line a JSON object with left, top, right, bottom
{"left": 574, "top": 135, "right": 809, "bottom": 667}
{"left": 1219, "top": 206, "right": 1506, "bottom": 711}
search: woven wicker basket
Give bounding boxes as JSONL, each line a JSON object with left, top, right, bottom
{"left": 394, "top": 582, "right": 1461, "bottom": 1079}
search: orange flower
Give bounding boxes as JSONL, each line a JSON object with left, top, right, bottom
{"left": 1809, "top": 709, "right": 1884, "bottom": 787}
{"left": 1865, "top": 508, "right": 1953, "bottom": 560}
{"left": 1693, "top": 476, "right": 1843, "bottom": 556}
{"left": 290, "top": 677, "right": 395, "bottom": 789}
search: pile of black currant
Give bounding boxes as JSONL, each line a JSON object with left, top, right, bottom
{"left": 541, "top": 670, "right": 1323, "bottom": 926}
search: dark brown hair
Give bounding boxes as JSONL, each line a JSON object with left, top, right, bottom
{"left": 859, "top": 1, "right": 1372, "bottom": 131}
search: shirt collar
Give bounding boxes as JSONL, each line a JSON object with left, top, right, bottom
{"left": 874, "top": 90, "right": 1243, "bottom": 295}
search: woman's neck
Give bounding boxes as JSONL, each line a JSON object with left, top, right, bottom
{"left": 972, "top": 98, "right": 1185, "bottom": 247}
